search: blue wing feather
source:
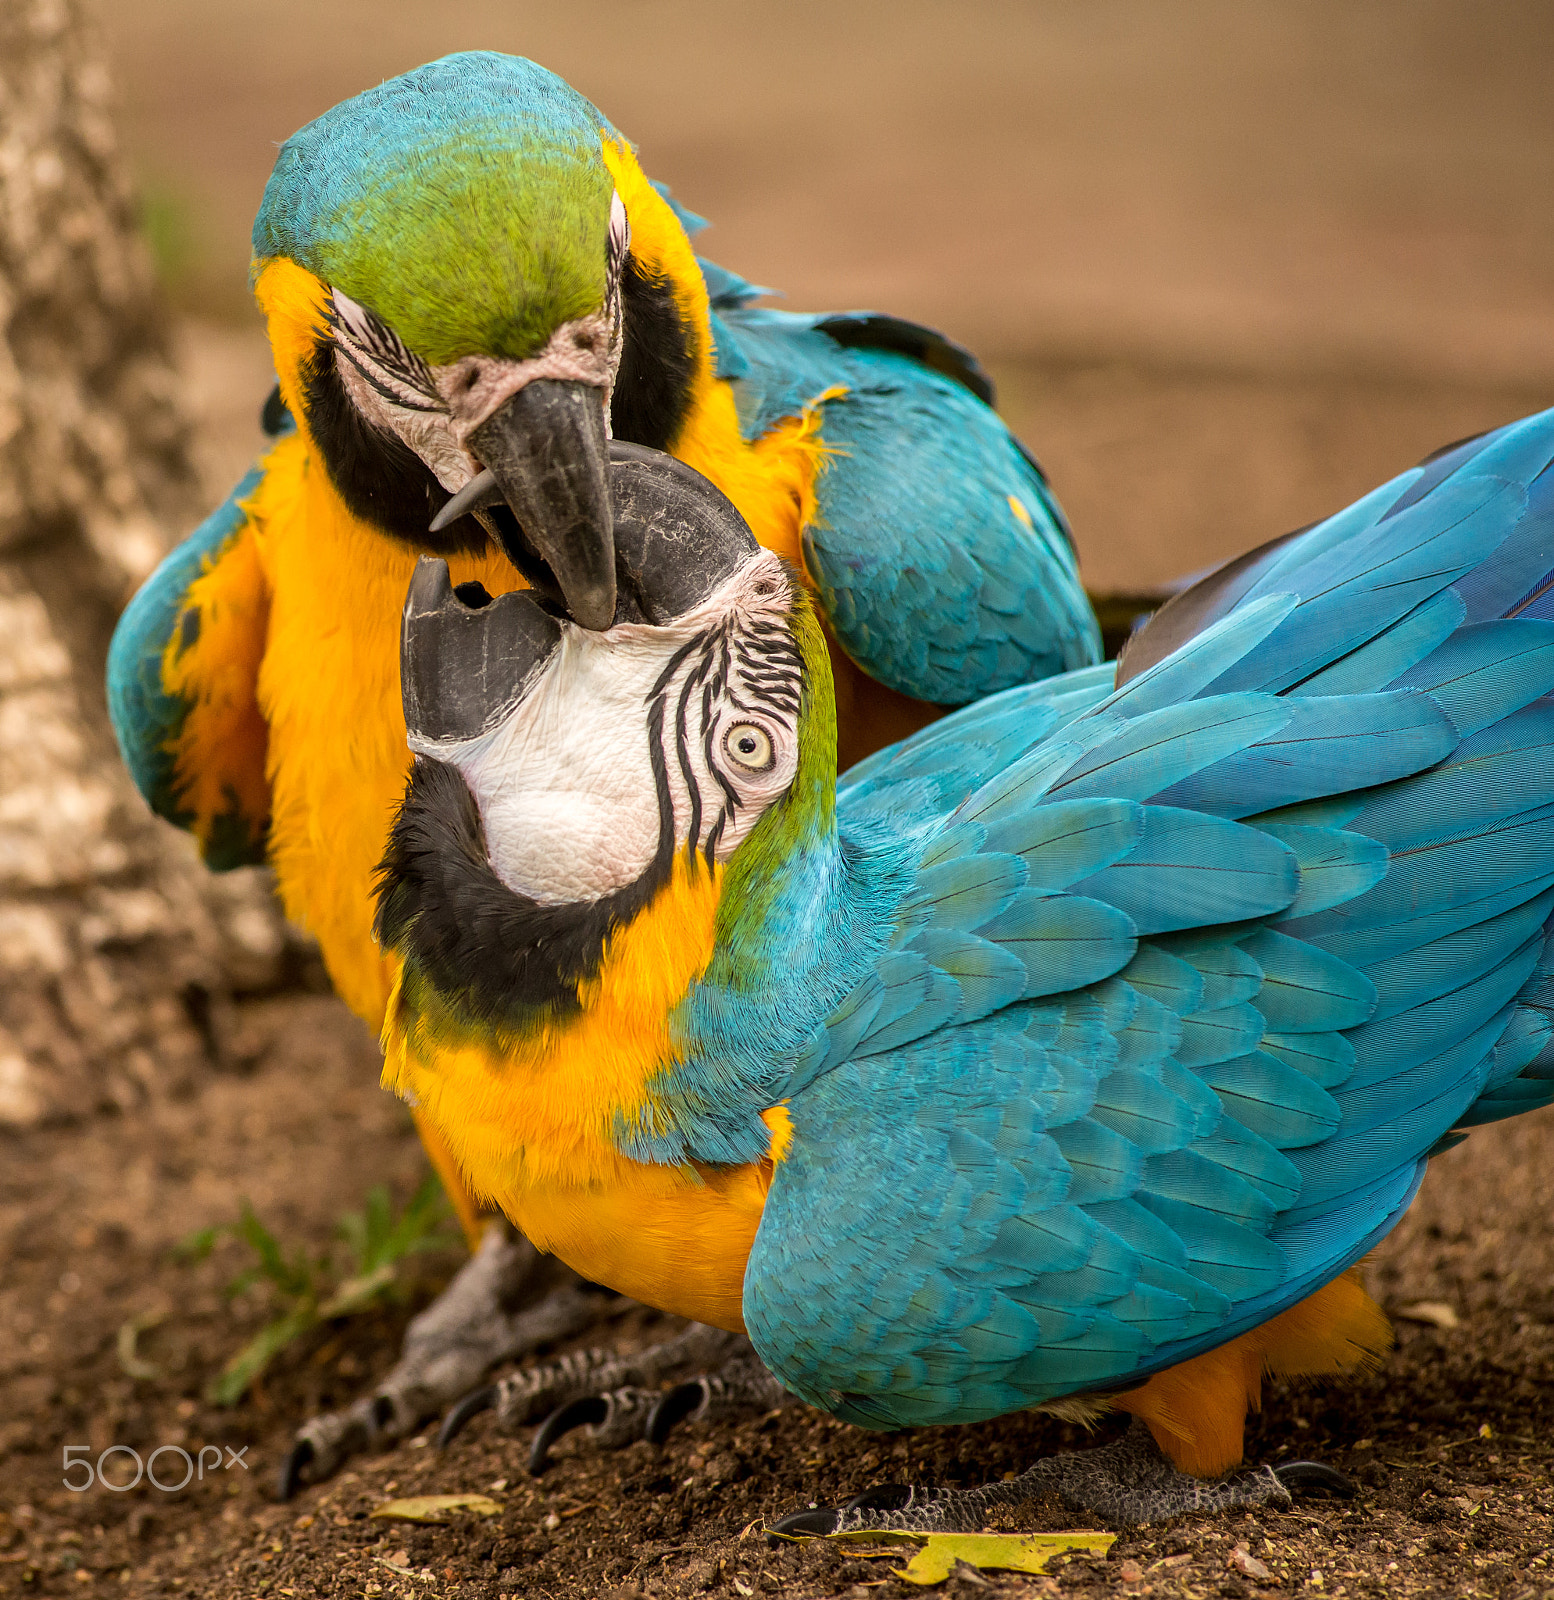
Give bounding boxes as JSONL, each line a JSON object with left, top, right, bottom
{"left": 1287, "top": 588, "right": 1465, "bottom": 699}
{"left": 1245, "top": 823, "right": 1389, "bottom": 918}
{"left": 1149, "top": 691, "right": 1457, "bottom": 818}
{"left": 106, "top": 465, "right": 270, "bottom": 869}
{"left": 703, "top": 290, "right": 1102, "bottom": 702}
{"left": 685, "top": 408, "right": 1554, "bottom": 1426}
{"left": 1388, "top": 620, "right": 1554, "bottom": 736}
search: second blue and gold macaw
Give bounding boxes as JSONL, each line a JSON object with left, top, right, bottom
{"left": 379, "top": 413, "right": 1554, "bottom": 1525}
{"left": 103, "top": 52, "right": 1099, "bottom": 1481}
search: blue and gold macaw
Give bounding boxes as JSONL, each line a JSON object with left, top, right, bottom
{"left": 378, "top": 412, "right": 1554, "bottom": 1525}
{"left": 102, "top": 51, "right": 1098, "bottom": 1482}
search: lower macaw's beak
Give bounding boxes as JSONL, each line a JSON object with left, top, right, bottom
{"left": 405, "top": 447, "right": 760, "bottom": 745}
{"left": 434, "top": 378, "right": 616, "bottom": 631}
{"left": 606, "top": 441, "right": 759, "bottom": 624}
{"left": 400, "top": 559, "right": 562, "bottom": 747}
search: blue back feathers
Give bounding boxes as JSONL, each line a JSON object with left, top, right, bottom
{"left": 686, "top": 407, "right": 1554, "bottom": 1426}
{"left": 706, "top": 282, "right": 1100, "bottom": 700}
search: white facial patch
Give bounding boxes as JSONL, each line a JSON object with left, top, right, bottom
{"left": 608, "top": 191, "right": 630, "bottom": 275}
{"left": 331, "top": 288, "right": 471, "bottom": 491}
{"left": 413, "top": 551, "right": 802, "bottom": 907}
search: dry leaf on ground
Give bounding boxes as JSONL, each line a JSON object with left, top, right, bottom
{"left": 368, "top": 1494, "right": 502, "bottom": 1524}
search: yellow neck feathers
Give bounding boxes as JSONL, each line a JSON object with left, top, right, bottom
{"left": 382, "top": 854, "right": 771, "bottom": 1331}
{"left": 237, "top": 158, "right": 850, "bottom": 1322}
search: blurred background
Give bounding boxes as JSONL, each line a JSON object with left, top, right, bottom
{"left": 3, "top": 4, "right": 1553, "bottom": 1592}
{"left": 105, "top": 0, "right": 1554, "bottom": 589}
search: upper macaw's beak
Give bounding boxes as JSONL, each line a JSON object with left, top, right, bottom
{"left": 433, "top": 378, "right": 616, "bottom": 631}
{"left": 404, "top": 447, "right": 760, "bottom": 745}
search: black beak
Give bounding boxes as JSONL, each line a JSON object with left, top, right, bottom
{"left": 440, "top": 379, "right": 616, "bottom": 631}
{"left": 401, "top": 558, "right": 562, "bottom": 746}
{"left": 405, "top": 447, "right": 760, "bottom": 743}
{"left": 606, "top": 441, "right": 758, "bottom": 624}
{"left": 430, "top": 434, "right": 759, "bottom": 631}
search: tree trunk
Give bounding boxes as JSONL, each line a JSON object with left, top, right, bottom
{"left": 0, "top": 0, "right": 291, "bottom": 1129}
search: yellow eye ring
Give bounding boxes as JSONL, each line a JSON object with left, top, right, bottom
{"left": 724, "top": 721, "right": 774, "bottom": 772}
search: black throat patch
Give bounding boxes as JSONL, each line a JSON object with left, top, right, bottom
{"left": 374, "top": 727, "right": 678, "bottom": 1032}
{"left": 301, "top": 334, "right": 490, "bottom": 554}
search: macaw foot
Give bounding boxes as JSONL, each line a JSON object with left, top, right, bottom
{"left": 277, "top": 1223, "right": 604, "bottom": 1499}
{"left": 437, "top": 1324, "right": 788, "bottom": 1471}
{"left": 770, "top": 1417, "right": 1353, "bottom": 1535}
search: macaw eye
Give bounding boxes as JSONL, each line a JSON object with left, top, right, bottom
{"left": 723, "top": 722, "right": 773, "bottom": 772}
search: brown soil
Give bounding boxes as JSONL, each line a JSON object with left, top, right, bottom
{"left": 1, "top": 982, "right": 1551, "bottom": 1600}
{"left": 4, "top": 332, "right": 1554, "bottom": 1598}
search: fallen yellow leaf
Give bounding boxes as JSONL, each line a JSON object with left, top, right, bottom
{"left": 369, "top": 1494, "right": 502, "bottom": 1524}
{"left": 891, "top": 1531, "right": 1115, "bottom": 1585}
{"left": 770, "top": 1528, "right": 1114, "bottom": 1585}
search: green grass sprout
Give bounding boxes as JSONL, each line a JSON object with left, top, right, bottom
{"left": 176, "top": 1176, "right": 460, "bottom": 1405}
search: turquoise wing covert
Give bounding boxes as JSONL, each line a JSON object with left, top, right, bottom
{"left": 106, "top": 463, "right": 273, "bottom": 870}
{"left": 744, "top": 410, "right": 1554, "bottom": 1428}
{"left": 691, "top": 242, "right": 1101, "bottom": 704}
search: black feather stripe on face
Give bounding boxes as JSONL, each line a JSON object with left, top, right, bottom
{"left": 326, "top": 293, "right": 439, "bottom": 398}
{"left": 301, "top": 334, "right": 487, "bottom": 552}
{"left": 647, "top": 606, "right": 803, "bottom": 865}
{"left": 333, "top": 340, "right": 444, "bottom": 414}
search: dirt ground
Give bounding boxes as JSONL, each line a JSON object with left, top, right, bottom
{"left": 3, "top": 324, "right": 1554, "bottom": 1598}
{"left": 2, "top": 967, "right": 1553, "bottom": 1600}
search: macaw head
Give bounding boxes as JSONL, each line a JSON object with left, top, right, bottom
{"left": 253, "top": 52, "right": 707, "bottom": 630}
{"left": 376, "top": 445, "right": 836, "bottom": 1035}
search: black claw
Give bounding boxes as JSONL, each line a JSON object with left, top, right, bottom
{"left": 276, "top": 1438, "right": 314, "bottom": 1502}
{"left": 767, "top": 1506, "right": 842, "bottom": 1542}
{"left": 1274, "top": 1460, "right": 1356, "bottom": 1498}
{"left": 646, "top": 1380, "right": 706, "bottom": 1446}
{"left": 841, "top": 1482, "right": 913, "bottom": 1514}
{"left": 529, "top": 1395, "right": 609, "bottom": 1475}
{"left": 437, "top": 1385, "right": 496, "bottom": 1450}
